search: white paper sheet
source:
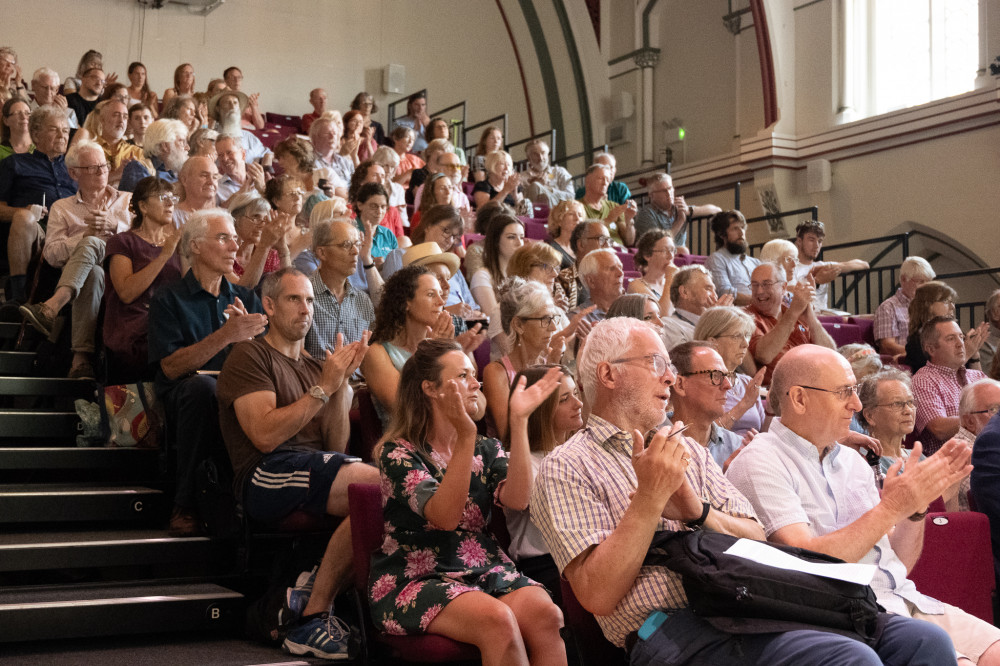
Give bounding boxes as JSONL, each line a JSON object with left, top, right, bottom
{"left": 723, "top": 539, "right": 877, "bottom": 586}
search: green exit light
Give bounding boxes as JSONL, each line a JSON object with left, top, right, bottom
{"left": 677, "top": 127, "right": 685, "bottom": 140}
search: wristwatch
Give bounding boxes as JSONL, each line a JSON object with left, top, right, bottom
{"left": 685, "top": 500, "right": 711, "bottom": 529}
{"left": 308, "top": 385, "right": 330, "bottom": 404}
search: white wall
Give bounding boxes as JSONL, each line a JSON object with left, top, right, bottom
{"left": 1, "top": 0, "right": 533, "bottom": 149}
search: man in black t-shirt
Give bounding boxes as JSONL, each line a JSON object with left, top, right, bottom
{"left": 65, "top": 67, "right": 104, "bottom": 126}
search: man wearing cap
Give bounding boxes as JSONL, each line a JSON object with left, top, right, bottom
{"left": 209, "top": 90, "right": 271, "bottom": 165}
{"left": 305, "top": 218, "right": 376, "bottom": 359}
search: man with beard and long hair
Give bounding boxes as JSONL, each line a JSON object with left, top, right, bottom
{"left": 92, "top": 100, "right": 148, "bottom": 188}
{"left": 119, "top": 118, "right": 189, "bottom": 192}
{"left": 705, "top": 209, "right": 760, "bottom": 306}
{"left": 208, "top": 89, "right": 271, "bottom": 165}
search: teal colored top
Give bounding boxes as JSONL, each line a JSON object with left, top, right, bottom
{"left": 373, "top": 341, "right": 413, "bottom": 427}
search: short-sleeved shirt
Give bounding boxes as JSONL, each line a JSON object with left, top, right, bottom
{"left": 531, "top": 414, "right": 758, "bottom": 647}
{"left": 217, "top": 338, "right": 336, "bottom": 500}
{"left": 725, "top": 372, "right": 766, "bottom": 436}
{"left": 575, "top": 180, "right": 631, "bottom": 205}
{"left": 725, "top": 418, "right": 943, "bottom": 616}
{"left": 304, "top": 270, "right": 375, "bottom": 358}
{"left": 148, "top": 269, "right": 263, "bottom": 394}
{"left": 472, "top": 180, "right": 517, "bottom": 209}
{"left": 705, "top": 247, "right": 760, "bottom": 299}
{"left": 103, "top": 230, "right": 183, "bottom": 370}
{"left": 793, "top": 261, "right": 831, "bottom": 311}
{"left": 912, "top": 362, "right": 986, "bottom": 455}
{"left": 65, "top": 93, "right": 97, "bottom": 126}
{"left": 634, "top": 205, "right": 687, "bottom": 248}
{"left": 874, "top": 288, "right": 911, "bottom": 347}
{"left": 0, "top": 150, "right": 76, "bottom": 209}
{"left": 747, "top": 303, "right": 813, "bottom": 386}
{"left": 240, "top": 129, "right": 271, "bottom": 163}
{"left": 579, "top": 197, "right": 628, "bottom": 245}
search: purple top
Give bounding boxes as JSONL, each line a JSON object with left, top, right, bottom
{"left": 103, "top": 230, "right": 183, "bottom": 370}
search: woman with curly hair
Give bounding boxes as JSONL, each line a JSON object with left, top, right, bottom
{"left": 544, "top": 199, "right": 585, "bottom": 270}
{"left": 369, "top": 339, "right": 566, "bottom": 664}
{"left": 361, "top": 264, "right": 487, "bottom": 426}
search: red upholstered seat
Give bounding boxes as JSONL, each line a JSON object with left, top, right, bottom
{"left": 348, "top": 483, "right": 480, "bottom": 662}
{"left": 822, "top": 322, "right": 862, "bottom": 347}
{"left": 559, "top": 577, "right": 627, "bottom": 665}
{"left": 616, "top": 252, "right": 635, "bottom": 272}
{"left": 909, "top": 511, "right": 996, "bottom": 623}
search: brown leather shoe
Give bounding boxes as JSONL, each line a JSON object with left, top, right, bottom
{"left": 168, "top": 507, "right": 204, "bottom": 537}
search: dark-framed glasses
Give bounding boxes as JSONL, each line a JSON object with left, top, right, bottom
{"left": 681, "top": 369, "right": 730, "bottom": 386}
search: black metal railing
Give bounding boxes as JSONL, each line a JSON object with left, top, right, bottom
{"left": 826, "top": 233, "right": 911, "bottom": 314}
{"left": 628, "top": 181, "right": 743, "bottom": 255}
{"left": 463, "top": 114, "right": 509, "bottom": 159}
{"left": 386, "top": 89, "right": 427, "bottom": 131}
{"left": 508, "top": 129, "right": 558, "bottom": 169}
{"left": 938, "top": 267, "right": 1000, "bottom": 330}
{"left": 429, "top": 101, "right": 468, "bottom": 149}
{"left": 553, "top": 144, "right": 609, "bottom": 182}
{"left": 746, "top": 207, "right": 820, "bottom": 256}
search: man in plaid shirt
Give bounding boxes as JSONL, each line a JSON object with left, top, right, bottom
{"left": 531, "top": 319, "right": 955, "bottom": 663}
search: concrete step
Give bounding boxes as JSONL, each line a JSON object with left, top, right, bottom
{"left": 0, "top": 483, "right": 163, "bottom": 523}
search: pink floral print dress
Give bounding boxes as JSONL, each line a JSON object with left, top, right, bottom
{"left": 368, "top": 436, "right": 539, "bottom": 635}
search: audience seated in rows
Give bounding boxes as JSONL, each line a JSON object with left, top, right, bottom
{"left": 727, "top": 344, "right": 997, "bottom": 664}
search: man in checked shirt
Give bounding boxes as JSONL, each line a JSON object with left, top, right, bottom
{"left": 531, "top": 319, "right": 956, "bottom": 664}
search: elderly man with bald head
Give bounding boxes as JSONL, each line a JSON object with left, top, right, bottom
{"left": 173, "top": 155, "right": 219, "bottom": 227}
{"left": 728, "top": 344, "right": 1000, "bottom": 665}
{"left": 746, "top": 261, "right": 835, "bottom": 385}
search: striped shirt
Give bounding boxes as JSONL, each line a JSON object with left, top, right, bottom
{"left": 726, "top": 418, "right": 943, "bottom": 616}
{"left": 530, "top": 414, "right": 758, "bottom": 647}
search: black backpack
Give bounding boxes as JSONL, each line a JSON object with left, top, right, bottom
{"left": 644, "top": 530, "right": 887, "bottom": 645}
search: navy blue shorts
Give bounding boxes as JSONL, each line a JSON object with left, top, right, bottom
{"left": 244, "top": 450, "right": 349, "bottom": 524}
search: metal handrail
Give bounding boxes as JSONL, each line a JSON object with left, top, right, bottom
{"left": 386, "top": 88, "right": 427, "bottom": 130}
{"left": 429, "top": 101, "right": 467, "bottom": 153}
{"left": 463, "top": 114, "right": 509, "bottom": 157}
{"left": 507, "top": 129, "right": 558, "bottom": 165}
{"left": 746, "top": 207, "right": 820, "bottom": 256}
{"left": 552, "top": 144, "right": 608, "bottom": 168}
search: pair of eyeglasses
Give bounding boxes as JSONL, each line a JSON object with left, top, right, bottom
{"left": 440, "top": 164, "right": 462, "bottom": 171}
{"left": 587, "top": 235, "right": 612, "bottom": 247}
{"left": 610, "top": 353, "right": 673, "bottom": 378}
{"left": 532, "top": 262, "right": 557, "bottom": 273}
{"left": 521, "top": 314, "right": 559, "bottom": 329}
{"left": 156, "top": 193, "right": 179, "bottom": 204}
{"left": 79, "top": 163, "right": 110, "bottom": 174}
{"left": 241, "top": 214, "right": 267, "bottom": 224}
{"left": 969, "top": 404, "right": 1000, "bottom": 417}
{"left": 681, "top": 369, "right": 732, "bottom": 387}
{"left": 875, "top": 399, "right": 916, "bottom": 412}
{"left": 794, "top": 384, "right": 861, "bottom": 401}
{"left": 325, "top": 240, "right": 364, "bottom": 252}
{"left": 210, "top": 233, "right": 238, "bottom": 245}
{"left": 750, "top": 280, "right": 785, "bottom": 290}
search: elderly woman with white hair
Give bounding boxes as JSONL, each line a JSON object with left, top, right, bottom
{"left": 874, "top": 255, "right": 936, "bottom": 357}
{"left": 371, "top": 144, "right": 409, "bottom": 228}
{"left": 483, "top": 277, "right": 567, "bottom": 439}
{"left": 226, "top": 191, "right": 291, "bottom": 289}
{"left": 692, "top": 306, "right": 767, "bottom": 436}
{"left": 119, "top": 118, "right": 190, "bottom": 192}
{"left": 472, "top": 149, "right": 522, "bottom": 210}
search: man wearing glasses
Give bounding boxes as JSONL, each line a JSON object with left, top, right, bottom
{"left": 533, "top": 321, "right": 953, "bottom": 662}
{"left": 746, "top": 262, "right": 835, "bottom": 386}
{"left": 728, "top": 344, "right": 1000, "bottom": 665}
{"left": 559, "top": 221, "right": 611, "bottom": 308}
{"left": 633, "top": 173, "right": 721, "bottom": 253}
{"left": 19, "top": 140, "right": 131, "bottom": 378}
{"left": 0, "top": 105, "right": 76, "bottom": 303}
{"left": 149, "top": 209, "right": 267, "bottom": 536}
{"left": 670, "top": 341, "right": 748, "bottom": 470}
{"left": 94, "top": 100, "right": 148, "bottom": 188}
{"left": 660, "top": 265, "right": 728, "bottom": 351}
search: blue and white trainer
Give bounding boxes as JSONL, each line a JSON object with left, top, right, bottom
{"left": 283, "top": 612, "right": 351, "bottom": 661}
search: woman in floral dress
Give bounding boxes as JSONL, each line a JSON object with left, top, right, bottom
{"left": 369, "top": 338, "right": 567, "bottom": 666}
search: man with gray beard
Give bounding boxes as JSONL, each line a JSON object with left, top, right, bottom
{"left": 94, "top": 100, "right": 148, "bottom": 187}
{"left": 118, "top": 119, "right": 189, "bottom": 192}
{"left": 208, "top": 90, "right": 271, "bottom": 165}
